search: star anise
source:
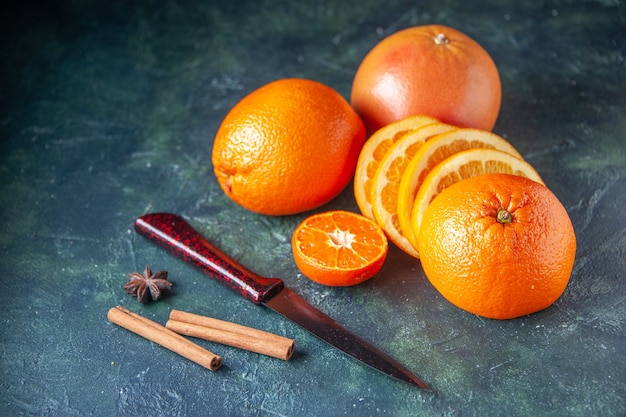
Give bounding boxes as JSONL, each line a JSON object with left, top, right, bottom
{"left": 123, "top": 265, "right": 172, "bottom": 303}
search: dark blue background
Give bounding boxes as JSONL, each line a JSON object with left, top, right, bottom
{"left": 1, "top": 1, "right": 624, "bottom": 415}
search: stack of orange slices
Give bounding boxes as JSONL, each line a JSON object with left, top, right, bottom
{"left": 354, "top": 115, "right": 544, "bottom": 257}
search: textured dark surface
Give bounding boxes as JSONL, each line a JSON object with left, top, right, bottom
{"left": 1, "top": 1, "right": 625, "bottom": 416}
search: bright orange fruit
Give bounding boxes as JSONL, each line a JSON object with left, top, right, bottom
{"left": 370, "top": 122, "right": 457, "bottom": 257}
{"left": 292, "top": 211, "right": 388, "bottom": 286}
{"left": 411, "top": 148, "right": 544, "bottom": 245}
{"left": 354, "top": 115, "right": 438, "bottom": 220}
{"left": 351, "top": 25, "right": 501, "bottom": 134}
{"left": 213, "top": 78, "right": 366, "bottom": 216}
{"left": 397, "top": 128, "right": 522, "bottom": 252}
{"left": 418, "top": 174, "right": 576, "bottom": 319}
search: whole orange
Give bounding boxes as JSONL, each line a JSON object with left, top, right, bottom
{"left": 212, "top": 78, "right": 366, "bottom": 215}
{"left": 351, "top": 25, "right": 501, "bottom": 134}
{"left": 418, "top": 174, "right": 576, "bottom": 320}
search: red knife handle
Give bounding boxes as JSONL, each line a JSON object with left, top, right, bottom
{"left": 134, "top": 213, "right": 284, "bottom": 304}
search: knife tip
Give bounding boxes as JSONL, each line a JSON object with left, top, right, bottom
{"left": 397, "top": 373, "right": 432, "bottom": 391}
{"left": 411, "top": 380, "right": 433, "bottom": 391}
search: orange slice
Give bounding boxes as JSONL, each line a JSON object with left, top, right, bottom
{"left": 354, "top": 115, "right": 438, "bottom": 219}
{"left": 397, "top": 128, "right": 523, "bottom": 253}
{"left": 291, "top": 210, "right": 388, "bottom": 286}
{"left": 370, "top": 123, "right": 457, "bottom": 257}
{"left": 411, "top": 148, "right": 544, "bottom": 250}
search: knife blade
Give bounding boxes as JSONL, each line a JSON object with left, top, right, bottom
{"left": 134, "top": 212, "right": 429, "bottom": 389}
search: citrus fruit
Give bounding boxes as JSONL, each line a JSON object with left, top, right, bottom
{"left": 292, "top": 210, "right": 388, "bottom": 286}
{"left": 411, "top": 148, "right": 544, "bottom": 243}
{"left": 418, "top": 173, "right": 576, "bottom": 319}
{"left": 370, "top": 122, "right": 457, "bottom": 257}
{"left": 397, "top": 128, "right": 522, "bottom": 252}
{"left": 354, "top": 114, "right": 438, "bottom": 220}
{"left": 212, "top": 78, "right": 366, "bottom": 216}
{"left": 351, "top": 24, "right": 501, "bottom": 134}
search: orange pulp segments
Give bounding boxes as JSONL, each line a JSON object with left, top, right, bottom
{"left": 291, "top": 211, "right": 388, "bottom": 287}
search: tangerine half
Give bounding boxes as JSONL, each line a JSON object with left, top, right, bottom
{"left": 292, "top": 211, "right": 388, "bottom": 286}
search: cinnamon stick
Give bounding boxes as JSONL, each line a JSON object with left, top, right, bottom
{"left": 107, "top": 306, "right": 222, "bottom": 371}
{"left": 167, "top": 309, "right": 295, "bottom": 360}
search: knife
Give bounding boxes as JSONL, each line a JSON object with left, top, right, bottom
{"left": 134, "top": 212, "right": 429, "bottom": 389}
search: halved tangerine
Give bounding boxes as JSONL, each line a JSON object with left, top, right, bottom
{"left": 292, "top": 211, "right": 388, "bottom": 286}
